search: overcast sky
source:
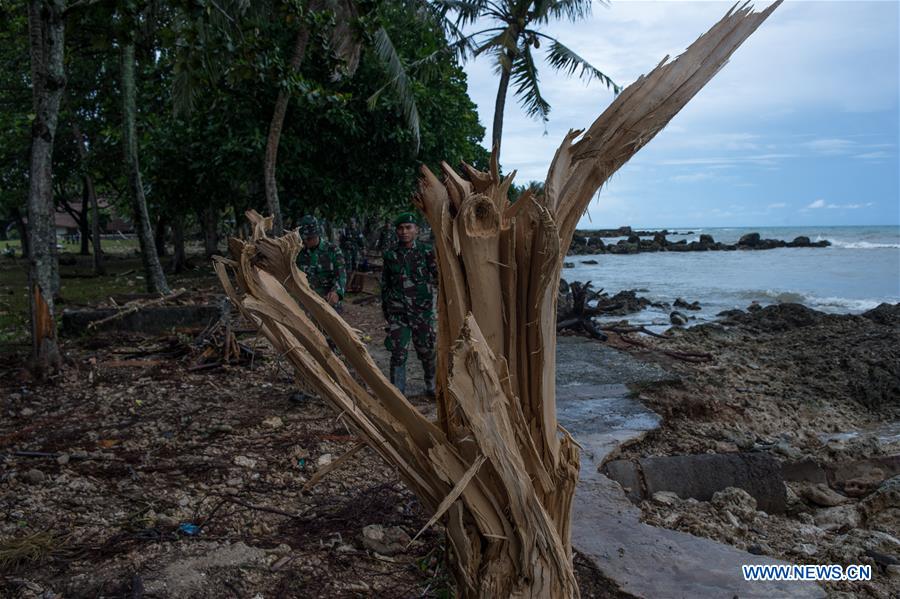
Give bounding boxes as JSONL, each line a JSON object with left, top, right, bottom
{"left": 460, "top": 0, "right": 899, "bottom": 228}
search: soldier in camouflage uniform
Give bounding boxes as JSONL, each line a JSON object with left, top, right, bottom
{"left": 381, "top": 212, "right": 437, "bottom": 396}
{"left": 297, "top": 215, "right": 347, "bottom": 308}
{"left": 339, "top": 221, "right": 366, "bottom": 273}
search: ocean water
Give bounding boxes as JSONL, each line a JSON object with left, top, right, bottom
{"left": 564, "top": 225, "right": 900, "bottom": 328}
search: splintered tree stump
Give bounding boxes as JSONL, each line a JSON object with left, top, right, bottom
{"left": 214, "top": 4, "right": 780, "bottom": 596}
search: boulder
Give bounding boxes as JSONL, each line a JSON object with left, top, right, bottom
{"left": 670, "top": 311, "right": 688, "bottom": 326}
{"left": 787, "top": 236, "right": 812, "bottom": 247}
{"left": 738, "top": 232, "right": 761, "bottom": 247}
{"left": 674, "top": 298, "right": 702, "bottom": 311}
{"left": 699, "top": 234, "right": 715, "bottom": 245}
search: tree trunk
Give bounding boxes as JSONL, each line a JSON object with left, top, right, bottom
{"left": 154, "top": 215, "right": 168, "bottom": 257}
{"left": 491, "top": 55, "right": 513, "bottom": 164}
{"left": 72, "top": 122, "right": 104, "bottom": 274}
{"left": 263, "top": 0, "right": 321, "bottom": 235}
{"left": 26, "top": 0, "right": 66, "bottom": 376}
{"left": 78, "top": 187, "right": 90, "bottom": 255}
{"left": 202, "top": 207, "right": 218, "bottom": 258}
{"left": 170, "top": 214, "right": 187, "bottom": 273}
{"left": 120, "top": 41, "right": 170, "bottom": 294}
{"left": 12, "top": 207, "right": 29, "bottom": 258}
{"left": 215, "top": 4, "right": 780, "bottom": 595}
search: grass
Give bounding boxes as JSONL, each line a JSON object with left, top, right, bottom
{"left": 0, "top": 531, "right": 71, "bottom": 572}
{"left": 0, "top": 243, "right": 219, "bottom": 346}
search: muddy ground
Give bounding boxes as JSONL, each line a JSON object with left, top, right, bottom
{"left": 613, "top": 302, "right": 900, "bottom": 598}
{"left": 0, "top": 295, "right": 625, "bottom": 599}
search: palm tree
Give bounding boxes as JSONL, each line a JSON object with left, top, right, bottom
{"left": 438, "top": 0, "right": 621, "bottom": 162}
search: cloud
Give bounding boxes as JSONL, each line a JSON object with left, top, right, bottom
{"left": 804, "top": 199, "right": 874, "bottom": 210}
{"left": 802, "top": 138, "right": 856, "bottom": 155}
{"left": 854, "top": 151, "right": 892, "bottom": 160}
{"left": 767, "top": 202, "right": 787, "bottom": 209}
{"left": 671, "top": 172, "right": 714, "bottom": 183}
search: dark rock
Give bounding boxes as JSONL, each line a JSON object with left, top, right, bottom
{"left": 581, "top": 259, "right": 599, "bottom": 265}
{"left": 674, "top": 298, "right": 702, "bottom": 311}
{"left": 787, "top": 236, "right": 812, "bottom": 247}
{"left": 699, "top": 234, "right": 715, "bottom": 245}
{"left": 626, "top": 234, "right": 641, "bottom": 244}
{"left": 862, "top": 303, "right": 900, "bottom": 326}
{"left": 738, "top": 232, "right": 761, "bottom": 247}
{"left": 602, "top": 452, "right": 787, "bottom": 513}
{"left": 653, "top": 233, "right": 668, "bottom": 246}
{"left": 670, "top": 311, "right": 688, "bottom": 326}
{"left": 725, "top": 303, "right": 823, "bottom": 333}
{"left": 563, "top": 262, "right": 575, "bottom": 268}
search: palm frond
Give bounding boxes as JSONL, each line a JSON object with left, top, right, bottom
{"left": 544, "top": 37, "right": 621, "bottom": 93}
{"left": 510, "top": 45, "right": 550, "bottom": 122}
{"left": 371, "top": 27, "right": 421, "bottom": 152}
{"left": 473, "top": 25, "right": 517, "bottom": 58}
{"left": 548, "top": 0, "right": 595, "bottom": 23}
{"left": 432, "top": 0, "right": 490, "bottom": 27}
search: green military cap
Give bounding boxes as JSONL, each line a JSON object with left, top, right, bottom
{"left": 299, "top": 215, "right": 320, "bottom": 237}
{"left": 393, "top": 212, "right": 418, "bottom": 227}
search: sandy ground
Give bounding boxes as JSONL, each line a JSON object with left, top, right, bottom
{"left": 0, "top": 298, "right": 626, "bottom": 599}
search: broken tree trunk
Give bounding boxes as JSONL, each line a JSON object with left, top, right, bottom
{"left": 215, "top": 4, "right": 780, "bottom": 596}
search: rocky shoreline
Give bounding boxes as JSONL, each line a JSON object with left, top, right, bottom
{"left": 569, "top": 226, "right": 831, "bottom": 255}
{"left": 604, "top": 302, "right": 900, "bottom": 597}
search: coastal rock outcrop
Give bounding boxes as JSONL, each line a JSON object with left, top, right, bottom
{"left": 568, "top": 229, "right": 831, "bottom": 255}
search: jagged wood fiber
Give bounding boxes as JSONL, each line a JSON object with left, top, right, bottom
{"left": 215, "top": 3, "right": 780, "bottom": 596}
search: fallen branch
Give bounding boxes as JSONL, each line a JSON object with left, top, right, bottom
{"left": 87, "top": 288, "right": 186, "bottom": 330}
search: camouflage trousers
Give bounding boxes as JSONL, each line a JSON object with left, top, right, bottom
{"left": 384, "top": 310, "right": 435, "bottom": 369}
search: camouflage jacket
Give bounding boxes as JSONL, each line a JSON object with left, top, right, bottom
{"left": 381, "top": 241, "right": 437, "bottom": 316}
{"left": 297, "top": 240, "right": 347, "bottom": 299}
{"left": 340, "top": 229, "right": 366, "bottom": 253}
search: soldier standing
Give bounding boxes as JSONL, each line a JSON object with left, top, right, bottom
{"left": 297, "top": 215, "right": 347, "bottom": 309}
{"left": 381, "top": 213, "right": 437, "bottom": 396}
{"left": 340, "top": 220, "right": 366, "bottom": 273}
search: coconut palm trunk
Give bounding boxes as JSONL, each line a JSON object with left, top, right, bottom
{"left": 215, "top": 4, "right": 780, "bottom": 595}
{"left": 263, "top": 0, "right": 323, "bottom": 235}
{"left": 121, "top": 41, "right": 170, "bottom": 294}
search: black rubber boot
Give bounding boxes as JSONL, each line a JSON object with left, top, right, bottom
{"left": 390, "top": 365, "right": 407, "bottom": 395}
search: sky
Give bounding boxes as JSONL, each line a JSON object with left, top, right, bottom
{"left": 460, "top": 0, "right": 900, "bottom": 229}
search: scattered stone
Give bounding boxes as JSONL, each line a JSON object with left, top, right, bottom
{"left": 346, "top": 582, "right": 371, "bottom": 592}
{"left": 795, "top": 482, "right": 852, "bottom": 507}
{"left": 56, "top": 453, "right": 70, "bottom": 466}
{"left": 711, "top": 487, "right": 757, "bottom": 521}
{"left": 859, "top": 476, "right": 900, "bottom": 534}
{"left": 23, "top": 469, "right": 46, "bottom": 485}
{"left": 651, "top": 491, "right": 681, "bottom": 506}
{"left": 316, "top": 454, "right": 333, "bottom": 467}
{"left": 791, "top": 543, "right": 818, "bottom": 557}
{"left": 814, "top": 505, "right": 861, "bottom": 532}
{"left": 361, "top": 524, "right": 410, "bottom": 556}
{"left": 262, "top": 416, "right": 284, "bottom": 429}
{"left": 20, "top": 407, "right": 34, "bottom": 417}
{"left": 233, "top": 455, "right": 257, "bottom": 469}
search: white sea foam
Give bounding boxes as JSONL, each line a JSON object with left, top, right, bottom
{"left": 822, "top": 238, "right": 900, "bottom": 249}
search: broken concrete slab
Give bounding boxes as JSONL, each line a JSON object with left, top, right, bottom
{"left": 602, "top": 452, "right": 787, "bottom": 514}
{"left": 62, "top": 305, "right": 223, "bottom": 336}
